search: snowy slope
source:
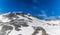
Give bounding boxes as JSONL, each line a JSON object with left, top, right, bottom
{"left": 0, "top": 12, "right": 60, "bottom": 35}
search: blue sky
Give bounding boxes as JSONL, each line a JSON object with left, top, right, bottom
{"left": 0, "top": 0, "right": 60, "bottom": 18}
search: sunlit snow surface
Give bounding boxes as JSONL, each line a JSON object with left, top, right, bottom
{"left": 0, "top": 12, "right": 60, "bottom": 35}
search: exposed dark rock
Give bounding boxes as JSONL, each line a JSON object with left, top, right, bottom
{"left": 2, "top": 25, "right": 13, "bottom": 31}
{"left": 0, "top": 25, "right": 13, "bottom": 35}
{"left": 32, "top": 26, "right": 47, "bottom": 35}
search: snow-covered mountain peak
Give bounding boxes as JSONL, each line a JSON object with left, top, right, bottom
{"left": 0, "top": 12, "right": 60, "bottom": 35}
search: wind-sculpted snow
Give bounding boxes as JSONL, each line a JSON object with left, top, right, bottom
{"left": 0, "top": 12, "right": 60, "bottom": 35}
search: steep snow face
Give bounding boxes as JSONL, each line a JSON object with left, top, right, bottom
{"left": 0, "top": 12, "right": 60, "bottom": 35}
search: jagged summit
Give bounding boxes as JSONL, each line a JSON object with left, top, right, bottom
{"left": 0, "top": 12, "right": 32, "bottom": 23}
